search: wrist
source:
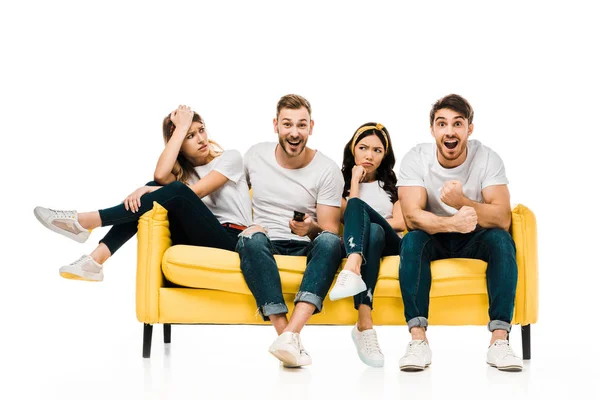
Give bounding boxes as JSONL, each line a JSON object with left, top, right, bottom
{"left": 460, "top": 196, "right": 473, "bottom": 208}
{"left": 446, "top": 215, "right": 458, "bottom": 232}
{"left": 173, "top": 125, "right": 191, "bottom": 135}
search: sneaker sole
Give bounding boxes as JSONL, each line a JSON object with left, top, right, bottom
{"left": 282, "top": 363, "right": 302, "bottom": 369}
{"left": 269, "top": 348, "right": 300, "bottom": 367}
{"left": 487, "top": 362, "right": 523, "bottom": 372}
{"left": 34, "top": 208, "right": 90, "bottom": 243}
{"left": 282, "top": 358, "right": 312, "bottom": 368}
{"left": 400, "top": 363, "right": 430, "bottom": 372}
{"left": 59, "top": 267, "right": 103, "bottom": 282}
{"left": 329, "top": 284, "right": 368, "bottom": 301}
{"left": 351, "top": 331, "right": 384, "bottom": 368}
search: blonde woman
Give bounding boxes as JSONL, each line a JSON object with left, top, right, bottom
{"left": 34, "top": 105, "right": 251, "bottom": 282}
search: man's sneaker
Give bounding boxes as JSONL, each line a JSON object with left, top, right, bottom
{"left": 399, "top": 340, "right": 432, "bottom": 371}
{"left": 269, "top": 332, "right": 304, "bottom": 367}
{"left": 34, "top": 207, "right": 90, "bottom": 243}
{"left": 59, "top": 255, "right": 104, "bottom": 282}
{"left": 351, "top": 325, "right": 384, "bottom": 367}
{"left": 486, "top": 339, "right": 523, "bottom": 371}
{"left": 329, "top": 270, "right": 367, "bottom": 301}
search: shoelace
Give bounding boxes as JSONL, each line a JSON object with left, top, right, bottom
{"left": 50, "top": 209, "right": 77, "bottom": 220}
{"left": 361, "top": 330, "right": 382, "bottom": 354}
{"left": 70, "top": 255, "right": 89, "bottom": 266}
{"left": 405, "top": 340, "right": 426, "bottom": 356}
{"left": 494, "top": 340, "right": 516, "bottom": 359}
{"left": 337, "top": 272, "right": 350, "bottom": 286}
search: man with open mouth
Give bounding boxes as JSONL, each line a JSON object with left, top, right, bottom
{"left": 236, "top": 94, "right": 344, "bottom": 368}
{"left": 395, "top": 94, "right": 523, "bottom": 373}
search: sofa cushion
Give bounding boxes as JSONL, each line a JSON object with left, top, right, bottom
{"left": 162, "top": 245, "right": 488, "bottom": 298}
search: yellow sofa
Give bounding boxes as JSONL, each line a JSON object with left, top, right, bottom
{"left": 136, "top": 203, "right": 538, "bottom": 359}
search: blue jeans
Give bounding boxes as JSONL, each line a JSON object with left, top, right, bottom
{"left": 343, "top": 198, "right": 401, "bottom": 309}
{"left": 98, "top": 181, "right": 241, "bottom": 254}
{"left": 236, "top": 230, "right": 343, "bottom": 321}
{"left": 399, "top": 229, "right": 518, "bottom": 332}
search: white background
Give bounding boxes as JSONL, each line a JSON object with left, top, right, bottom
{"left": 1, "top": 1, "right": 598, "bottom": 398}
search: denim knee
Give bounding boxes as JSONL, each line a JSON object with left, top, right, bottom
{"left": 400, "top": 230, "right": 431, "bottom": 257}
{"left": 346, "top": 197, "right": 366, "bottom": 210}
{"left": 369, "top": 223, "right": 385, "bottom": 248}
{"left": 236, "top": 230, "right": 270, "bottom": 252}
{"left": 402, "top": 230, "right": 431, "bottom": 252}
{"left": 166, "top": 180, "right": 189, "bottom": 194}
{"left": 313, "top": 230, "right": 343, "bottom": 252}
{"left": 482, "top": 228, "right": 515, "bottom": 252}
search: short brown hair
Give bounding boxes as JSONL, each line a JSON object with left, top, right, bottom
{"left": 430, "top": 94, "right": 474, "bottom": 126}
{"left": 276, "top": 94, "right": 312, "bottom": 119}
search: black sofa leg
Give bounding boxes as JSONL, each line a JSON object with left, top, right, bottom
{"left": 164, "top": 324, "right": 171, "bottom": 344}
{"left": 521, "top": 324, "right": 531, "bottom": 360}
{"left": 143, "top": 323, "right": 153, "bottom": 358}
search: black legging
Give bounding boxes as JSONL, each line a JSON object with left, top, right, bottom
{"left": 98, "top": 181, "right": 241, "bottom": 254}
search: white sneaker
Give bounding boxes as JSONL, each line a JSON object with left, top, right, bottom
{"left": 59, "top": 255, "right": 104, "bottom": 282}
{"left": 329, "top": 270, "right": 367, "bottom": 301}
{"left": 399, "top": 340, "right": 432, "bottom": 371}
{"left": 269, "top": 332, "right": 311, "bottom": 367}
{"left": 282, "top": 344, "right": 312, "bottom": 368}
{"left": 487, "top": 339, "right": 523, "bottom": 371}
{"left": 351, "top": 325, "right": 384, "bottom": 367}
{"left": 34, "top": 207, "right": 90, "bottom": 243}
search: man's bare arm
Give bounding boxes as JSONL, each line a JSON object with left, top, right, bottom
{"left": 399, "top": 186, "right": 477, "bottom": 235}
{"left": 440, "top": 181, "right": 511, "bottom": 231}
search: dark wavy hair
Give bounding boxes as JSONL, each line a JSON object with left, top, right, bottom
{"left": 341, "top": 122, "right": 398, "bottom": 203}
{"left": 430, "top": 94, "right": 474, "bottom": 125}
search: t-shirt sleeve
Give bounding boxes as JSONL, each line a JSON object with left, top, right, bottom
{"left": 482, "top": 149, "right": 509, "bottom": 188}
{"left": 213, "top": 150, "right": 243, "bottom": 183}
{"left": 397, "top": 147, "right": 426, "bottom": 187}
{"left": 317, "top": 162, "right": 344, "bottom": 207}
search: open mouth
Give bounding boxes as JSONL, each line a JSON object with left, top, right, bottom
{"left": 287, "top": 139, "right": 301, "bottom": 149}
{"left": 444, "top": 139, "right": 459, "bottom": 150}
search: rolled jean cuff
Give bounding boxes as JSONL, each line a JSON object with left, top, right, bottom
{"left": 354, "top": 292, "right": 374, "bottom": 310}
{"left": 407, "top": 316, "right": 428, "bottom": 332}
{"left": 259, "top": 302, "right": 288, "bottom": 321}
{"left": 488, "top": 320, "right": 512, "bottom": 333}
{"left": 294, "top": 291, "right": 323, "bottom": 313}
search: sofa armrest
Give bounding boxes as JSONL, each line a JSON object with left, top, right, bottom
{"left": 510, "top": 204, "right": 539, "bottom": 325}
{"left": 136, "top": 202, "right": 172, "bottom": 324}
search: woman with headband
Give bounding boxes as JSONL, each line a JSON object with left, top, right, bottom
{"left": 329, "top": 122, "right": 405, "bottom": 367}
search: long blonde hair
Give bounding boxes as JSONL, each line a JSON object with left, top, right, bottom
{"left": 162, "top": 112, "right": 224, "bottom": 183}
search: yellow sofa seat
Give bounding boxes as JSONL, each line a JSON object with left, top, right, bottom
{"left": 136, "top": 203, "right": 538, "bottom": 358}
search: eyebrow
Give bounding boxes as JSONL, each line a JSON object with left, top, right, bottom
{"left": 435, "top": 116, "right": 465, "bottom": 122}
{"left": 281, "top": 118, "right": 308, "bottom": 122}
{"left": 187, "top": 125, "right": 204, "bottom": 133}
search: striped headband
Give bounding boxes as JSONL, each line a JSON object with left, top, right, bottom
{"left": 350, "top": 123, "right": 389, "bottom": 156}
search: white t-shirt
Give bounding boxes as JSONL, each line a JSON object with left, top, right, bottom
{"left": 244, "top": 142, "right": 344, "bottom": 242}
{"left": 397, "top": 140, "right": 508, "bottom": 217}
{"left": 352, "top": 181, "right": 394, "bottom": 219}
{"left": 187, "top": 149, "right": 253, "bottom": 227}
